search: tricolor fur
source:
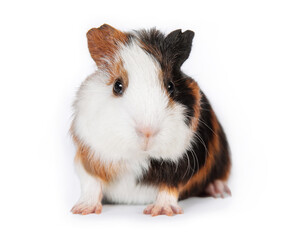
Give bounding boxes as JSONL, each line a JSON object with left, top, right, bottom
{"left": 71, "top": 24, "right": 231, "bottom": 215}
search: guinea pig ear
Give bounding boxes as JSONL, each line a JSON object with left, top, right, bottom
{"left": 86, "top": 24, "right": 128, "bottom": 68}
{"left": 164, "top": 29, "right": 195, "bottom": 69}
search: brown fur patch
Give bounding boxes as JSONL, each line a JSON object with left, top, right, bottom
{"left": 178, "top": 109, "right": 221, "bottom": 195}
{"left": 157, "top": 69, "right": 175, "bottom": 107}
{"left": 159, "top": 185, "right": 179, "bottom": 198}
{"left": 219, "top": 150, "right": 231, "bottom": 182}
{"left": 107, "top": 59, "right": 129, "bottom": 96}
{"left": 188, "top": 80, "right": 201, "bottom": 131}
{"left": 139, "top": 39, "right": 162, "bottom": 64}
{"left": 71, "top": 130, "right": 124, "bottom": 183}
{"left": 87, "top": 24, "right": 128, "bottom": 69}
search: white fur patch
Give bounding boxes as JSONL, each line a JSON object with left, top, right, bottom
{"left": 74, "top": 160, "right": 102, "bottom": 205}
{"left": 155, "top": 190, "right": 178, "bottom": 206}
{"left": 103, "top": 166, "right": 158, "bottom": 204}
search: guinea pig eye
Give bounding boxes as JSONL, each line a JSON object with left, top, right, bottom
{"left": 167, "top": 81, "right": 174, "bottom": 96}
{"left": 113, "top": 78, "right": 124, "bottom": 96}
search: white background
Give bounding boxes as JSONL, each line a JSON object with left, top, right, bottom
{"left": 0, "top": 0, "right": 281, "bottom": 239}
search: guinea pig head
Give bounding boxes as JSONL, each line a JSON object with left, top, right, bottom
{"left": 74, "top": 24, "right": 198, "bottom": 162}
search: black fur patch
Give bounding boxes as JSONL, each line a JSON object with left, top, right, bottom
{"left": 136, "top": 29, "right": 196, "bottom": 125}
{"left": 135, "top": 28, "right": 231, "bottom": 195}
{"left": 139, "top": 92, "right": 213, "bottom": 188}
{"left": 162, "top": 29, "right": 194, "bottom": 69}
{"left": 136, "top": 28, "right": 194, "bottom": 71}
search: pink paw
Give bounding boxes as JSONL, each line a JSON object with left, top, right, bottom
{"left": 143, "top": 204, "right": 183, "bottom": 216}
{"left": 205, "top": 180, "right": 231, "bottom": 198}
{"left": 71, "top": 202, "right": 102, "bottom": 215}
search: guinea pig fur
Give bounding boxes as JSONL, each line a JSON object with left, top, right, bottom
{"left": 70, "top": 24, "right": 231, "bottom": 216}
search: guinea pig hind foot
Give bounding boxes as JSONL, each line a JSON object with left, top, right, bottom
{"left": 205, "top": 180, "right": 231, "bottom": 199}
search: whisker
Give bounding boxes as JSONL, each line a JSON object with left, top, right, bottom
{"left": 188, "top": 115, "right": 218, "bottom": 137}
{"left": 193, "top": 132, "right": 209, "bottom": 159}
{"left": 182, "top": 151, "right": 191, "bottom": 180}
{"left": 190, "top": 148, "right": 199, "bottom": 175}
{"left": 174, "top": 160, "right": 179, "bottom": 174}
{"left": 190, "top": 150, "right": 196, "bottom": 175}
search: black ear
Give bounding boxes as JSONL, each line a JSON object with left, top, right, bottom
{"left": 164, "top": 29, "right": 194, "bottom": 68}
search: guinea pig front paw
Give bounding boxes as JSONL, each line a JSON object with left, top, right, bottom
{"left": 143, "top": 204, "right": 183, "bottom": 216}
{"left": 71, "top": 201, "right": 102, "bottom": 215}
{"left": 205, "top": 180, "right": 231, "bottom": 198}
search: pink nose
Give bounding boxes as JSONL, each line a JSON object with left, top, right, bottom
{"left": 136, "top": 127, "right": 158, "bottom": 138}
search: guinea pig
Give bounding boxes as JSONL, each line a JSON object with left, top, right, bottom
{"left": 70, "top": 24, "right": 231, "bottom": 216}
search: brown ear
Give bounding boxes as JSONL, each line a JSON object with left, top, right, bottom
{"left": 87, "top": 24, "right": 128, "bottom": 68}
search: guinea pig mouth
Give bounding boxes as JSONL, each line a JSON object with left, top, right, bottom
{"left": 141, "top": 139, "right": 149, "bottom": 151}
{"left": 140, "top": 137, "right": 152, "bottom": 152}
{"left": 136, "top": 126, "right": 159, "bottom": 152}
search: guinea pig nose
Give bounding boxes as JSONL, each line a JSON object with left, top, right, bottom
{"left": 136, "top": 126, "right": 158, "bottom": 138}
